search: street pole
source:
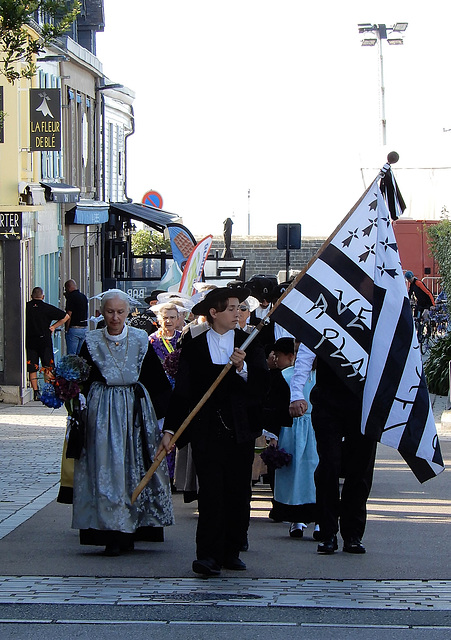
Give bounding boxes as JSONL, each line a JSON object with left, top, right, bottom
{"left": 247, "top": 188, "right": 251, "bottom": 236}
{"left": 359, "top": 22, "right": 407, "bottom": 148}
{"left": 285, "top": 226, "right": 290, "bottom": 281}
{"left": 378, "top": 30, "right": 387, "bottom": 146}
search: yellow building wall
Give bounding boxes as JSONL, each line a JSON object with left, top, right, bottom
{"left": 0, "top": 27, "right": 40, "bottom": 208}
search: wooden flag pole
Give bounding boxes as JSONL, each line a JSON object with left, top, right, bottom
{"left": 131, "top": 326, "right": 263, "bottom": 504}
{"left": 131, "top": 157, "right": 397, "bottom": 504}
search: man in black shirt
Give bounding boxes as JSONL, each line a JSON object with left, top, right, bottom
{"left": 64, "top": 279, "right": 88, "bottom": 355}
{"left": 26, "top": 287, "right": 69, "bottom": 400}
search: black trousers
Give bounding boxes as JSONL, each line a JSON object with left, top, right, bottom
{"left": 191, "top": 433, "right": 254, "bottom": 564}
{"left": 311, "top": 402, "right": 377, "bottom": 541}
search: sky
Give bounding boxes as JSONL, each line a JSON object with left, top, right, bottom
{"left": 96, "top": 1, "right": 451, "bottom": 239}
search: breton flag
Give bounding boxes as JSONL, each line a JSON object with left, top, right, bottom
{"left": 271, "top": 164, "right": 444, "bottom": 482}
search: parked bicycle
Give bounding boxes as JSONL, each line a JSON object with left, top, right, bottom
{"left": 429, "top": 299, "right": 449, "bottom": 339}
{"left": 415, "top": 313, "right": 432, "bottom": 355}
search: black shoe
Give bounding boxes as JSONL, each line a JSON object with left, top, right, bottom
{"left": 33, "top": 390, "right": 41, "bottom": 401}
{"left": 223, "top": 556, "right": 246, "bottom": 571}
{"left": 343, "top": 537, "right": 366, "bottom": 554}
{"left": 103, "top": 544, "right": 121, "bottom": 557}
{"left": 192, "top": 558, "right": 221, "bottom": 576}
{"left": 317, "top": 535, "right": 338, "bottom": 554}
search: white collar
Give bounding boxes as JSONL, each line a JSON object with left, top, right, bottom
{"left": 209, "top": 328, "right": 234, "bottom": 341}
{"left": 103, "top": 325, "right": 128, "bottom": 342}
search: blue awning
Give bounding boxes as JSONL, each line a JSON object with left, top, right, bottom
{"left": 66, "top": 200, "right": 109, "bottom": 225}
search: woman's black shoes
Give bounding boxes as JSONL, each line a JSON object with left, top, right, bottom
{"left": 103, "top": 544, "right": 121, "bottom": 557}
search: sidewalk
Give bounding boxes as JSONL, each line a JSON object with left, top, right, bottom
{"left": 0, "top": 402, "right": 66, "bottom": 540}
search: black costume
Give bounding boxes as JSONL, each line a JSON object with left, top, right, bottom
{"left": 164, "top": 328, "right": 269, "bottom": 566}
{"left": 310, "top": 358, "right": 377, "bottom": 544}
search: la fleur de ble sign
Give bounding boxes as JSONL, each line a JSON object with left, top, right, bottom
{"left": 29, "top": 88, "right": 62, "bottom": 152}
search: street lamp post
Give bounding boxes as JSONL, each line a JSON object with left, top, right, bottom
{"left": 358, "top": 22, "right": 408, "bottom": 145}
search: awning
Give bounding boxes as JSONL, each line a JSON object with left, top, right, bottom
{"left": 18, "top": 182, "right": 46, "bottom": 206}
{"left": 40, "top": 181, "right": 80, "bottom": 203}
{"left": 66, "top": 200, "right": 109, "bottom": 225}
{"left": 109, "top": 202, "right": 179, "bottom": 233}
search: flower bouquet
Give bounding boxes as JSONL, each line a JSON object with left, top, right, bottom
{"left": 260, "top": 444, "right": 292, "bottom": 469}
{"left": 40, "top": 355, "right": 91, "bottom": 459}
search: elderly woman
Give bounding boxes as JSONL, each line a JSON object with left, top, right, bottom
{"left": 72, "top": 290, "right": 174, "bottom": 556}
{"left": 148, "top": 301, "right": 185, "bottom": 484}
{"left": 149, "top": 302, "right": 182, "bottom": 386}
{"left": 237, "top": 299, "right": 253, "bottom": 333}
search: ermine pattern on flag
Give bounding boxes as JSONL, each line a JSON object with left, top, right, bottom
{"left": 271, "top": 176, "right": 444, "bottom": 481}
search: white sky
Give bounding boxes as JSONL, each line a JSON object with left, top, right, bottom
{"left": 96, "top": 1, "right": 451, "bottom": 238}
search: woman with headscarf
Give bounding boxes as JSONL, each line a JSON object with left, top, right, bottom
{"left": 72, "top": 290, "right": 174, "bottom": 556}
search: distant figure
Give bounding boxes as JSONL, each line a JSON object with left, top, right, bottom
{"left": 404, "top": 271, "right": 435, "bottom": 319}
{"left": 26, "top": 287, "right": 69, "bottom": 400}
{"left": 222, "top": 217, "right": 234, "bottom": 258}
{"left": 64, "top": 279, "right": 88, "bottom": 355}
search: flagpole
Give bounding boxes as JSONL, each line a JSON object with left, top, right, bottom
{"left": 131, "top": 326, "right": 265, "bottom": 504}
{"left": 131, "top": 155, "right": 398, "bottom": 503}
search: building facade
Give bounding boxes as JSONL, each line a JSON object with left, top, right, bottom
{"left": 0, "top": 1, "right": 137, "bottom": 403}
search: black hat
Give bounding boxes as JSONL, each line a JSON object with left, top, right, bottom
{"left": 192, "top": 286, "right": 250, "bottom": 316}
{"left": 270, "top": 281, "right": 291, "bottom": 303}
{"left": 244, "top": 276, "right": 276, "bottom": 303}
{"left": 272, "top": 337, "right": 295, "bottom": 354}
{"left": 144, "top": 290, "right": 165, "bottom": 305}
{"left": 226, "top": 279, "right": 245, "bottom": 289}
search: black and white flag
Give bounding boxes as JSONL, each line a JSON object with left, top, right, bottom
{"left": 271, "top": 168, "right": 444, "bottom": 482}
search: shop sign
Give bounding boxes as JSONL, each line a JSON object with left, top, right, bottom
{"left": 29, "top": 88, "right": 61, "bottom": 151}
{"left": 0, "top": 212, "right": 21, "bottom": 240}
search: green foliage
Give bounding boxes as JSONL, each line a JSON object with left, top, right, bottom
{"left": 425, "top": 220, "right": 451, "bottom": 395}
{"left": 424, "top": 331, "right": 451, "bottom": 395}
{"left": 427, "top": 219, "right": 451, "bottom": 298}
{"left": 0, "top": 0, "right": 80, "bottom": 83}
{"left": 131, "top": 229, "right": 171, "bottom": 255}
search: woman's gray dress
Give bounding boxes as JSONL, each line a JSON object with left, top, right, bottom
{"left": 72, "top": 326, "right": 174, "bottom": 538}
